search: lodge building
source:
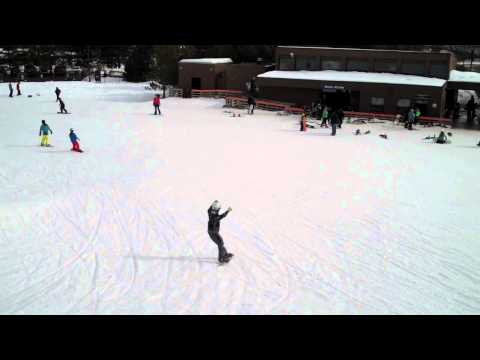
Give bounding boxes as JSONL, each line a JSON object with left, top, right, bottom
{"left": 178, "top": 46, "right": 480, "bottom": 117}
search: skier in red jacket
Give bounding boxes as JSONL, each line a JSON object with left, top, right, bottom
{"left": 153, "top": 94, "right": 161, "bottom": 115}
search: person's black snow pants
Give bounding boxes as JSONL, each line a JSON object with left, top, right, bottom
{"left": 17, "top": 89, "right": 21, "bottom": 96}
{"left": 154, "top": 105, "right": 161, "bottom": 115}
{"left": 60, "top": 105, "right": 68, "bottom": 114}
{"left": 331, "top": 122, "right": 337, "bottom": 135}
{"left": 208, "top": 231, "right": 227, "bottom": 262}
{"left": 9, "top": 90, "right": 13, "bottom": 97}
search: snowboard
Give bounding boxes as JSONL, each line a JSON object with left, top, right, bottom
{"left": 71, "top": 149, "right": 84, "bottom": 153}
{"left": 40, "top": 144, "right": 54, "bottom": 147}
{"left": 57, "top": 112, "right": 70, "bottom": 114}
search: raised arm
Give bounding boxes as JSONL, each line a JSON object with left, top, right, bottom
{"left": 219, "top": 208, "right": 232, "bottom": 220}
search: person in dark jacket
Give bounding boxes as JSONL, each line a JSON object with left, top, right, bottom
{"left": 8, "top": 82, "right": 13, "bottom": 97}
{"left": 207, "top": 200, "right": 233, "bottom": 263}
{"left": 58, "top": 97, "right": 68, "bottom": 114}
{"left": 55, "top": 87, "right": 61, "bottom": 101}
{"left": 16, "top": 81, "right": 21, "bottom": 96}
{"left": 39, "top": 120, "right": 53, "bottom": 146}
{"left": 330, "top": 109, "right": 340, "bottom": 136}
{"left": 466, "top": 95, "right": 476, "bottom": 122}
{"left": 247, "top": 96, "right": 256, "bottom": 115}
{"left": 337, "top": 108, "right": 344, "bottom": 129}
{"left": 406, "top": 107, "right": 415, "bottom": 130}
{"left": 69, "top": 129, "right": 83, "bottom": 152}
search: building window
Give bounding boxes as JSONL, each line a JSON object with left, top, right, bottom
{"left": 430, "top": 62, "right": 448, "bottom": 78}
{"left": 374, "top": 60, "right": 398, "bottom": 73}
{"left": 279, "top": 56, "right": 295, "bottom": 70}
{"left": 346, "top": 59, "right": 370, "bottom": 72}
{"left": 322, "top": 58, "right": 342, "bottom": 71}
{"left": 401, "top": 62, "right": 426, "bottom": 76}
{"left": 296, "top": 56, "right": 316, "bottom": 70}
{"left": 396, "top": 98, "right": 411, "bottom": 114}
{"left": 370, "top": 97, "right": 385, "bottom": 112}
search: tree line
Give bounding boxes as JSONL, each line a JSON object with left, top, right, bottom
{"left": 2, "top": 44, "right": 479, "bottom": 83}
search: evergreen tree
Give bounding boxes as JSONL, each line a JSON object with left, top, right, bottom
{"left": 125, "top": 45, "right": 153, "bottom": 82}
{"left": 148, "top": 45, "right": 196, "bottom": 84}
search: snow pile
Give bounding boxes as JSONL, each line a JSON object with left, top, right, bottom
{"left": 1, "top": 81, "right": 480, "bottom": 314}
{"left": 258, "top": 70, "right": 447, "bottom": 87}
{"left": 179, "top": 58, "right": 233, "bottom": 64}
{"left": 449, "top": 70, "right": 480, "bottom": 83}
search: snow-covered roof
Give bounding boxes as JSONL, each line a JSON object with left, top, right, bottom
{"left": 277, "top": 46, "right": 440, "bottom": 55}
{"left": 257, "top": 70, "right": 447, "bottom": 87}
{"left": 179, "top": 58, "right": 233, "bottom": 64}
{"left": 449, "top": 70, "right": 480, "bottom": 83}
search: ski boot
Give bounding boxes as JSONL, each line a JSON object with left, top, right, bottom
{"left": 220, "top": 253, "right": 234, "bottom": 264}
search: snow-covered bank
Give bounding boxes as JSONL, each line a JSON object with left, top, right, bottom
{"left": 1, "top": 81, "right": 480, "bottom": 314}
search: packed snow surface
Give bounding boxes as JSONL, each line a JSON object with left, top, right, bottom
{"left": 179, "top": 58, "right": 233, "bottom": 64}
{"left": 450, "top": 70, "right": 480, "bottom": 84}
{"left": 1, "top": 81, "right": 480, "bottom": 315}
{"left": 257, "top": 70, "right": 447, "bottom": 87}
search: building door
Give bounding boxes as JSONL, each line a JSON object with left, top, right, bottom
{"left": 349, "top": 91, "right": 360, "bottom": 111}
{"left": 445, "top": 88, "right": 457, "bottom": 116}
{"left": 192, "top": 77, "right": 201, "bottom": 90}
{"left": 322, "top": 89, "right": 349, "bottom": 110}
{"left": 414, "top": 102, "right": 429, "bottom": 116}
{"left": 215, "top": 73, "right": 225, "bottom": 90}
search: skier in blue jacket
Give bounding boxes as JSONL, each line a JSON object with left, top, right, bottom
{"left": 39, "top": 120, "right": 53, "bottom": 146}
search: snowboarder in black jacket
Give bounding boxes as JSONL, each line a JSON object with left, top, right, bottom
{"left": 207, "top": 200, "right": 233, "bottom": 263}
{"left": 55, "top": 87, "right": 61, "bottom": 102}
{"left": 58, "top": 97, "right": 68, "bottom": 114}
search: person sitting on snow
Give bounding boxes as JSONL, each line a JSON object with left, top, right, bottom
{"left": 39, "top": 120, "right": 53, "bottom": 147}
{"left": 69, "top": 129, "right": 83, "bottom": 152}
{"left": 435, "top": 131, "right": 448, "bottom": 144}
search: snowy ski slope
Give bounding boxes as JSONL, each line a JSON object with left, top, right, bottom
{"left": 1, "top": 81, "right": 480, "bottom": 314}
